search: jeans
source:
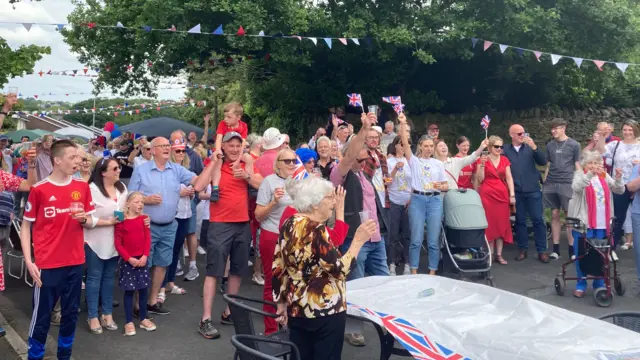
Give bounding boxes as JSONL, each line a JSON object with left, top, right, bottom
{"left": 571, "top": 230, "right": 605, "bottom": 292}
{"left": 84, "top": 244, "right": 118, "bottom": 320}
{"left": 386, "top": 202, "right": 410, "bottom": 265}
{"left": 514, "top": 191, "right": 547, "bottom": 253}
{"left": 339, "top": 237, "right": 389, "bottom": 281}
{"left": 407, "top": 194, "right": 442, "bottom": 271}
{"left": 613, "top": 190, "right": 632, "bottom": 246}
{"left": 630, "top": 214, "right": 640, "bottom": 281}
{"left": 162, "top": 218, "right": 190, "bottom": 287}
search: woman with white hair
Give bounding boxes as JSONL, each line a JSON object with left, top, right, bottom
{"left": 568, "top": 150, "right": 624, "bottom": 297}
{"left": 273, "top": 177, "right": 376, "bottom": 360}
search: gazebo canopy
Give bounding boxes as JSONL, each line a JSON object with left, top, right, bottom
{"left": 54, "top": 126, "right": 95, "bottom": 140}
{"left": 119, "top": 117, "right": 211, "bottom": 139}
{"left": 4, "top": 129, "right": 53, "bottom": 142}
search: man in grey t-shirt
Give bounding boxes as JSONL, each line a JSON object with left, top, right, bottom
{"left": 543, "top": 118, "right": 581, "bottom": 260}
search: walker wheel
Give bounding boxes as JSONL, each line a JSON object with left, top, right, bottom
{"left": 485, "top": 277, "right": 495, "bottom": 288}
{"left": 554, "top": 276, "right": 565, "bottom": 296}
{"left": 594, "top": 288, "right": 614, "bottom": 307}
{"left": 614, "top": 276, "right": 627, "bottom": 296}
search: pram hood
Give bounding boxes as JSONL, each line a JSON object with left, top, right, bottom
{"left": 443, "top": 189, "right": 488, "bottom": 230}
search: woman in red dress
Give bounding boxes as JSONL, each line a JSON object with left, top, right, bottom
{"left": 476, "top": 136, "right": 515, "bottom": 265}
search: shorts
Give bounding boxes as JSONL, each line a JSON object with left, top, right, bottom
{"left": 186, "top": 199, "right": 198, "bottom": 234}
{"left": 543, "top": 182, "right": 572, "bottom": 212}
{"left": 149, "top": 221, "right": 178, "bottom": 267}
{"left": 205, "top": 222, "right": 250, "bottom": 278}
{"left": 199, "top": 220, "right": 209, "bottom": 247}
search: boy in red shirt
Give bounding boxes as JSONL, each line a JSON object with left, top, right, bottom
{"left": 21, "top": 140, "right": 96, "bottom": 360}
{"left": 210, "top": 102, "right": 251, "bottom": 201}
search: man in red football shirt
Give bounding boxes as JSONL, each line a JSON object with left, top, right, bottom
{"left": 21, "top": 140, "right": 97, "bottom": 360}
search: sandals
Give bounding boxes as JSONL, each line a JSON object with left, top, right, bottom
{"left": 168, "top": 286, "right": 187, "bottom": 295}
{"left": 157, "top": 292, "right": 166, "bottom": 304}
{"left": 88, "top": 319, "right": 103, "bottom": 335}
{"left": 100, "top": 316, "right": 118, "bottom": 331}
{"left": 495, "top": 255, "right": 508, "bottom": 265}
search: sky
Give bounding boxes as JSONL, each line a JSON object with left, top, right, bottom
{"left": 0, "top": 0, "right": 186, "bottom": 103}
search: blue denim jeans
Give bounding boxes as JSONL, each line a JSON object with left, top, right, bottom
{"left": 84, "top": 244, "right": 118, "bottom": 319}
{"left": 630, "top": 214, "right": 640, "bottom": 281}
{"left": 571, "top": 230, "right": 605, "bottom": 292}
{"left": 407, "top": 194, "right": 442, "bottom": 271}
{"left": 339, "top": 237, "right": 389, "bottom": 281}
{"left": 514, "top": 191, "right": 547, "bottom": 253}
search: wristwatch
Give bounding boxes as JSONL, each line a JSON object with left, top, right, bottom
{"left": 0, "top": 111, "right": 8, "bottom": 116}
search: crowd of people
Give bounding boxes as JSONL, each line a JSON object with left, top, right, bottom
{"left": 1, "top": 91, "right": 640, "bottom": 360}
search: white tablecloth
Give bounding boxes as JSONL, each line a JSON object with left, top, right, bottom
{"left": 346, "top": 275, "right": 640, "bottom": 360}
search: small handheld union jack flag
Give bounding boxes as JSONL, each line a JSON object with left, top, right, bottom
{"left": 481, "top": 115, "right": 491, "bottom": 130}
{"left": 347, "top": 93, "right": 363, "bottom": 110}
{"left": 392, "top": 103, "right": 405, "bottom": 114}
{"left": 292, "top": 156, "right": 309, "bottom": 180}
{"left": 382, "top": 96, "right": 402, "bottom": 105}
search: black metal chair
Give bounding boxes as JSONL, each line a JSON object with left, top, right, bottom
{"left": 223, "top": 294, "right": 291, "bottom": 360}
{"left": 231, "top": 334, "right": 300, "bottom": 360}
{"left": 599, "top": 312, "right": 640, "bottom": 333}
{"left": 346, "top": 314, "right": 412, "bottom": 360}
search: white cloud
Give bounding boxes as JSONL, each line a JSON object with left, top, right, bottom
{"left": 0, "top": 1, "right": 185, "bottom": 103}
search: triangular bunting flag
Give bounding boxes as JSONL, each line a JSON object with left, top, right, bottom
{"left": 572, "top": 57, "right": 583, "bottom": 68}
{"left": 72, "top": 70, "right": 78, "bottom": 74}
{"left": 339, "top": 38, "right": 347, "bottom": 45}
{"left": 83, "top": 67, "right": 88, "bottom": 74}
{"left": 515, "top": 48, "right": 524, "bottom": 57}
{"left": 593, "top": 60, "right": 605, "bottom": 71}
{"left": 116, "top": 22, "right": 124, "bottom": 28}
{"left": 324, "top": 38, "right": 332, "bottom": 49}
{"left": 143, "top": 25, "right": 152, "bottom": 32}
{"left": 534, "top": 51, "right": 542, "bottom": 62}
{"left": 23, "top": 23, "right": 33, "bottom": 32}
{"left": 128, "top": 111, "right": 133, "bottom": 116}
{"left": 471, "top": 38, "right": 478, "bottom": 48}
{"left": 237, "top": 26, "right": 245, "bottom": 36}
{"left": 483, "top": 41, "right": 493, "bottom": 51}
{"left": 551, "top": 54, "right": 562, "bottom": 65}
{"left": 351, "top": 38, "right": 360, "bottom": 45}
{"left": 56, "top": 24, "right": 64, "bottom": 31}
{"left": 294, "top": 35, "right": 302, "bottom": 41}
{"left": 169, "top": 25, "right": 176, "bottom": 32}
{"left": 499, "top": 44, "right": 508, "bottom": 53}
{"left": 616, "top": 63, "right": 629, "bottom": 73}
{"left": 308, "top": 37, "right": 317, "bottom": 45}
{"left": 188, "top": 24, "right": 201, "bottom": 34}
{"left": 258, "top": 30, "right": 265, "bottom": 36}
{"left": 213, "top": 25, "right": 223, "bottom": 35}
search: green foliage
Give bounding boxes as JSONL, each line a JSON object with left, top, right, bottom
{"left": 0, "top": 38, "right": 51, "bottom": 87}
{"left": 61, "top": 0, "right": 640, "bottom": 140}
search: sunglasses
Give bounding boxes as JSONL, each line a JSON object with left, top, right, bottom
{"left": 493, "top": 145, "right": 504, "bottom": 149}
{"left": 516, "top": 132, "right": 524, "bottom": 136}
{"left": 174, "top": 149, "right": 186, "bottom": 154}
{"left": 278, "top": 158, "right": 297, "bottom": 165}
{"left": 306, "top": 159, "right": 316, "bottom": 164}
{"left": 111, "top": 166, "right": 121, "bottom": 171}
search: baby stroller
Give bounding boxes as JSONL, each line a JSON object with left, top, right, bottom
{"left": 440, "top": 189, "right": 494, "bottom": 287}
{"left": 554, "top": 217, "right": 625, "bottom": 307}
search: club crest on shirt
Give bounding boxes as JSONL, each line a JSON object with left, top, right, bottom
{"left": 71, "top": 191, "right": 81, "bottom": 201}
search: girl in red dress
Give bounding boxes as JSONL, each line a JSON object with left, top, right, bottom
{"left": 476, "top": 136, "right": 516, "bottom": 265}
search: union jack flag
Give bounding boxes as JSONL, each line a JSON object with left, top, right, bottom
{"left": 481, "top": 115, "right": 490, "bottom": 130}
{"left": 348, "top": 303, "right": 470, "bottom": 360}
{"left": 382, "top": 96, "right": 402, "bottom": 105}
{"left": 292, "top": 156, "right": 309, "bottom": 180}
{"left": 347, "top": 93, "right": 363, "bottom": 108}
{"left": 393, "top": 103, "right": 405, "bottom": 114}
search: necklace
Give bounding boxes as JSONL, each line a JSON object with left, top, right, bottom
{"left": 555, "top": 139, "right": 568, "bottom": 153}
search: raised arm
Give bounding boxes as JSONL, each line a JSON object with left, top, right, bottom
{"left": 201, "top": 114, "right": 210, "bottom": 143}
{"left": 397, "top": 113, "right": 411, "bottom": 161}
{"left": 335, "top": 112, "right": 374, "bottom": 177}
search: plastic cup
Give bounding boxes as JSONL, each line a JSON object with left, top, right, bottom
{"left": 524, "top": 133, "right": 529, "bottom": 138}
{"left": 368, "top": 105, "right": 378, "bottom": 114}
{"left": 7, "top": 87, "right": 18, "bottom": 95}
{"left": 482, "top": 150, "right": 489, "bottom": 156}
{"left": 21, "top": 142, "right": 32, "bottom": 152}
{"left": 359, "top": 211, "right": 369, "bottom": 223}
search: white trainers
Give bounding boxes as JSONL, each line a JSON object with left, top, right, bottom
{"left": 176, "top": 261, "right": 184, "bottom": 277}
{"left": 403, "top": 264, "right": 411, "bottom": 275}
{"left": 252, "top": 273, "right": 265, "bottom": 286}
{"left": 389, "top": 264, "right": 396, "bottom": 276}
{"left": 184, "top": 265, "right": 199, "bottom": 281}
{"left": 549, "top": 252, "right": 560, "bottom": 260}
{"left": 197, "top": 246, "right": 207, "bottom": 255}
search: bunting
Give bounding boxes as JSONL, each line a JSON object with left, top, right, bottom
{"left": 13, "top": 82, "right": 214, "bottom": 99}
{"left": 472, "top": 36, "right": 635, "bottom": 74}
{"left": 17, "top": 100, "right": 208, "bottom": 118}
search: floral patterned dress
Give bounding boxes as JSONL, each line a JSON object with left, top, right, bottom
{"left": 0, "top": 170, "right": 23, "bottom": 292}
{"left": 272, "top": 214, "right": 356, "bottom": 318}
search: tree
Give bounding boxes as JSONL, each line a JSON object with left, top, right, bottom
{"left": 61, "top": 0, "right": 640, "bottom": 139}
{"left": 0, "top": 38, "right": 51, "bottom": 87}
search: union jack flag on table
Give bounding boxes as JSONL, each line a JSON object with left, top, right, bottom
{"left": 481, "top": 115, "right": 491, "bottom": 130}
{"left": 347, "top": 93, "right": 363, "bottom": 108}
{"left": 292, "top": 156, "right": 309, "bottom": 180}
{"left": 382, "top": 96, "right": 402, "bottom": 105}
{"left": 348, "top": 302, "right": 470, "bottom": 360}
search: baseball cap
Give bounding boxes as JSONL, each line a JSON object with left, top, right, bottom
{"left": 428, "top": 124, "right": 439, "bottom": 131}
{"left": 222, "top": 131, "right": 243, "bottom": 143}
{"left": 171, "top": 138, "right": 186, "bottom": 149}
{"left": 0, "top": 135, "right": 8, "bottom": 141}
{"left": 262, "top": 127, "right": 285, "bottom": 150}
